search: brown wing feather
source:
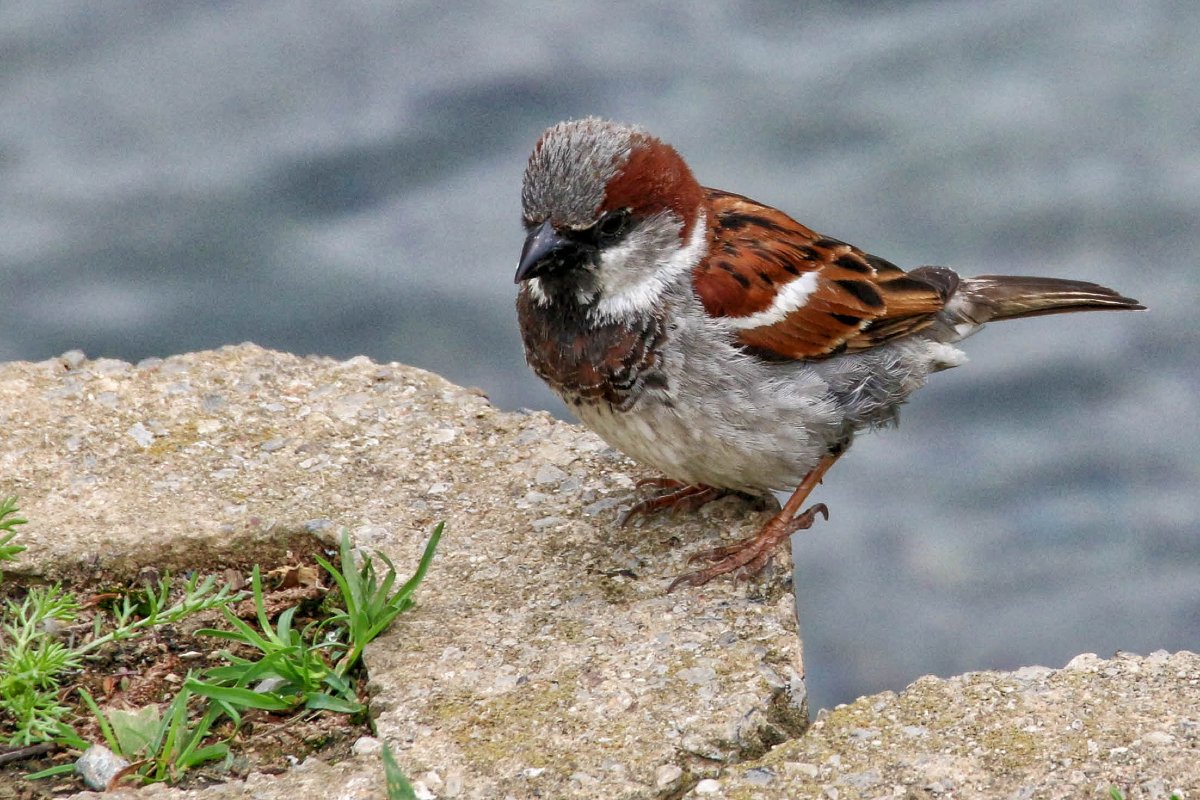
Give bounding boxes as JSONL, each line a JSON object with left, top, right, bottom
{"left": 692, "top": 189, "right": 950, "bottom": 359}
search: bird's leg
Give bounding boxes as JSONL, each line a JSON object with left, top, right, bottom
{"left": 618, "top": 480, "right": 728, "bottom": 526}
{"left": 667, "top": 452, "right": 841, "bottom": 592}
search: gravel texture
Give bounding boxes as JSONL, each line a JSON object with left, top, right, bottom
{"left": 2, "top": 345, "right": 1194, "bottom": 799}
{"left": 2, "top": 345, "right": 805, "bottom": 798}
{"left": 686, "top": 650, "right": 1200, "bottom": 799}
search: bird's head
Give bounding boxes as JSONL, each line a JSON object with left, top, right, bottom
{"left": 515, "top": 118, "right": 708, "bottom": 320}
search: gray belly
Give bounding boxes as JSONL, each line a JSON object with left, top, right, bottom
{"left": 570, "top": 336, "right": 965, "bottom": 492}
{"left": 572, "top": 357, "right": 840, "bottom": 492}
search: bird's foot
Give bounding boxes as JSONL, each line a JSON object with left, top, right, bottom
{"left": 618, "top": 480, "right": 728, "bottom": 526}
{"left": 667, "top": 503, "right": 829, "bottom": 592}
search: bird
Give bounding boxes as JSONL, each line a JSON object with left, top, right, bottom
{"left": 513, "top": 117, "right": 1143, "bottom": 592}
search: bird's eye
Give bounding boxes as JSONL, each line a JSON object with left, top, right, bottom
{"left": 596, "top": 209, "right": 630, "bottom": 241}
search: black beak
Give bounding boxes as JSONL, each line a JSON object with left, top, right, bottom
{"left": 514, "top": 220, "right": 578, "bottom": 283}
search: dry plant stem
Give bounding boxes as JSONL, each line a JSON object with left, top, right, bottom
{"left": 0, "top": 742, "right": 58, "bottom": 767}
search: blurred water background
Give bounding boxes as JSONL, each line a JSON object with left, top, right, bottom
{"left": 1, "top": 0, "right": 1196, "bottom": 711}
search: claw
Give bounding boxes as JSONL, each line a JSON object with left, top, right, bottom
{"left": 666, "top": 502, "right": 830, "bottom": 592}
{"left": 634, "top": 477, "right": 682, "bottom": 490}
{"left": 618, "top": 481, "right": 726, "bottom": 527}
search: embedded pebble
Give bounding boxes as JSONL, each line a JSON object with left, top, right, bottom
{"left": 654, "top": 764, "right": 683, "bottom": 787}
{"left": 534, "top": 463, "right": 568, "bottom": 485}
{"left": 744, "top": 767, "right": 776, "bottom": 786}
{"left": 75, "top": 744, "right": 130, "bottom": 790}
{"left": 431, "top": 427, "right": 459, "bottom": 444}
{"left": 128, "top": 421, "right": 154, "bottom": 447}
{"left": 60, "top": 349, "right": 87, "bottom": 370}
{"left": 351, "top": 736, "right": 382, "bottom": 756}
{"left": 583, "top": 497, "right": 621, "bottom": 516}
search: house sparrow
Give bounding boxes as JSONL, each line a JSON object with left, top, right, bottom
{"left": 514, "top": 117, "right": 1143, "bottom": 592}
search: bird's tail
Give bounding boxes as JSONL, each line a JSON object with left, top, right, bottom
{"left": 911, "top": 268, "right": 1144, "bottom": 341}
{"left": 957, "top": 275, "right": 1144, "bottom": 323}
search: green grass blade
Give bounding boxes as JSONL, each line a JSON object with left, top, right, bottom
{"left": 179, "top": 741, "right": 229, "bottom": 768}
{"left": 184, "top": 680, "right": 297, "bottom": 712}
{"left": 382, "top": 744, "right": 417, "bottom": 800}
{"left": 303, "top": 693, "right": 363, "bottom": 714}
{"left": 24, "top": 763, "right": 77, "bottom": 780}
{"left": 77, "top": 687, "right": 120, "bottom": 753}
{"left": 392, "top": 522, "right": 443, "bottom": 603}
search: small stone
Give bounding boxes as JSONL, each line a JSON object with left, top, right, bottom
{"left": 260, "top": 437, "right": 288, "bottom": 452}
{"left": 583, "top": 497, "right": 620, "bottom": 516}
{"left": 523, "top": 767, "right": 545, "bottom": 777}
{"left": 351, "top": 736, "right": 382, "bottom": 756}
{"left": 75, "top": 744, "right": 130, "bottom": 790}
{"left": 535, "top": 464, "right": 568, "bottom": 485}
{"left": 1065, "top": 653, "right": 1101, "bottom": 671}
{"left": 60, "top": 349, "right": 87, "bottom": 370}
{"left": 695, "top": 778, "right": 721, "bottom": 794}
{"left": 431, "top": 427, "right": 459, "bottom": 444}
{"left": 654, "top": 764, "right": 683, "bottom": 787}
{"left": 128, "top": 422, "right": 154, "bottom": 447}
{"left": 514, "top": 428, "right": 543, "bottom": 446}
{"left": 744, "top": 767, "right": 775, "bottom": 786}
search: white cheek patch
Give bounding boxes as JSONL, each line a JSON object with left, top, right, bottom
{"left": 525, "top": 277, "right": 548, "bottom": 305}
{"left": 591, "top": 210, "right": 708, "bottom": 322}
{"left": 725, "top": 271, "right": 821, "bottom": 331}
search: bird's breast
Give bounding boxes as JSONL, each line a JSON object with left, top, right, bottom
{"left": 516, "top": 288, "right": 667, "bottom": 409}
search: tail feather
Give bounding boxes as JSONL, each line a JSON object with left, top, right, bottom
{"left": 961, "top": 275, "right": 1145, "bottom": 322}
{"left": 913, "top": 271, "right": 1144, "bottom": 343}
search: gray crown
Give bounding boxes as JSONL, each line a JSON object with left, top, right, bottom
{"left": 521, "top": 118, "right": 645, "bottom": 228}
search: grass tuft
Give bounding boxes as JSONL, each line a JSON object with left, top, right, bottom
{"left": 0, "top": 496, "right": 442, "bottom": 789}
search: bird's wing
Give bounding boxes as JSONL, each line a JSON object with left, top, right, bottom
{"left": 692, "top": 189, "right": 954, "bottom": 359}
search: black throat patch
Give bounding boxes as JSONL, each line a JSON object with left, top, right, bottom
{"left": 516, "top": 289, "right": 667, "bottom": 409}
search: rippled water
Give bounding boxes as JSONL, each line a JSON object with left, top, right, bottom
{"left": 1, "top": 1, "right": 1196, "bottom": 710}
